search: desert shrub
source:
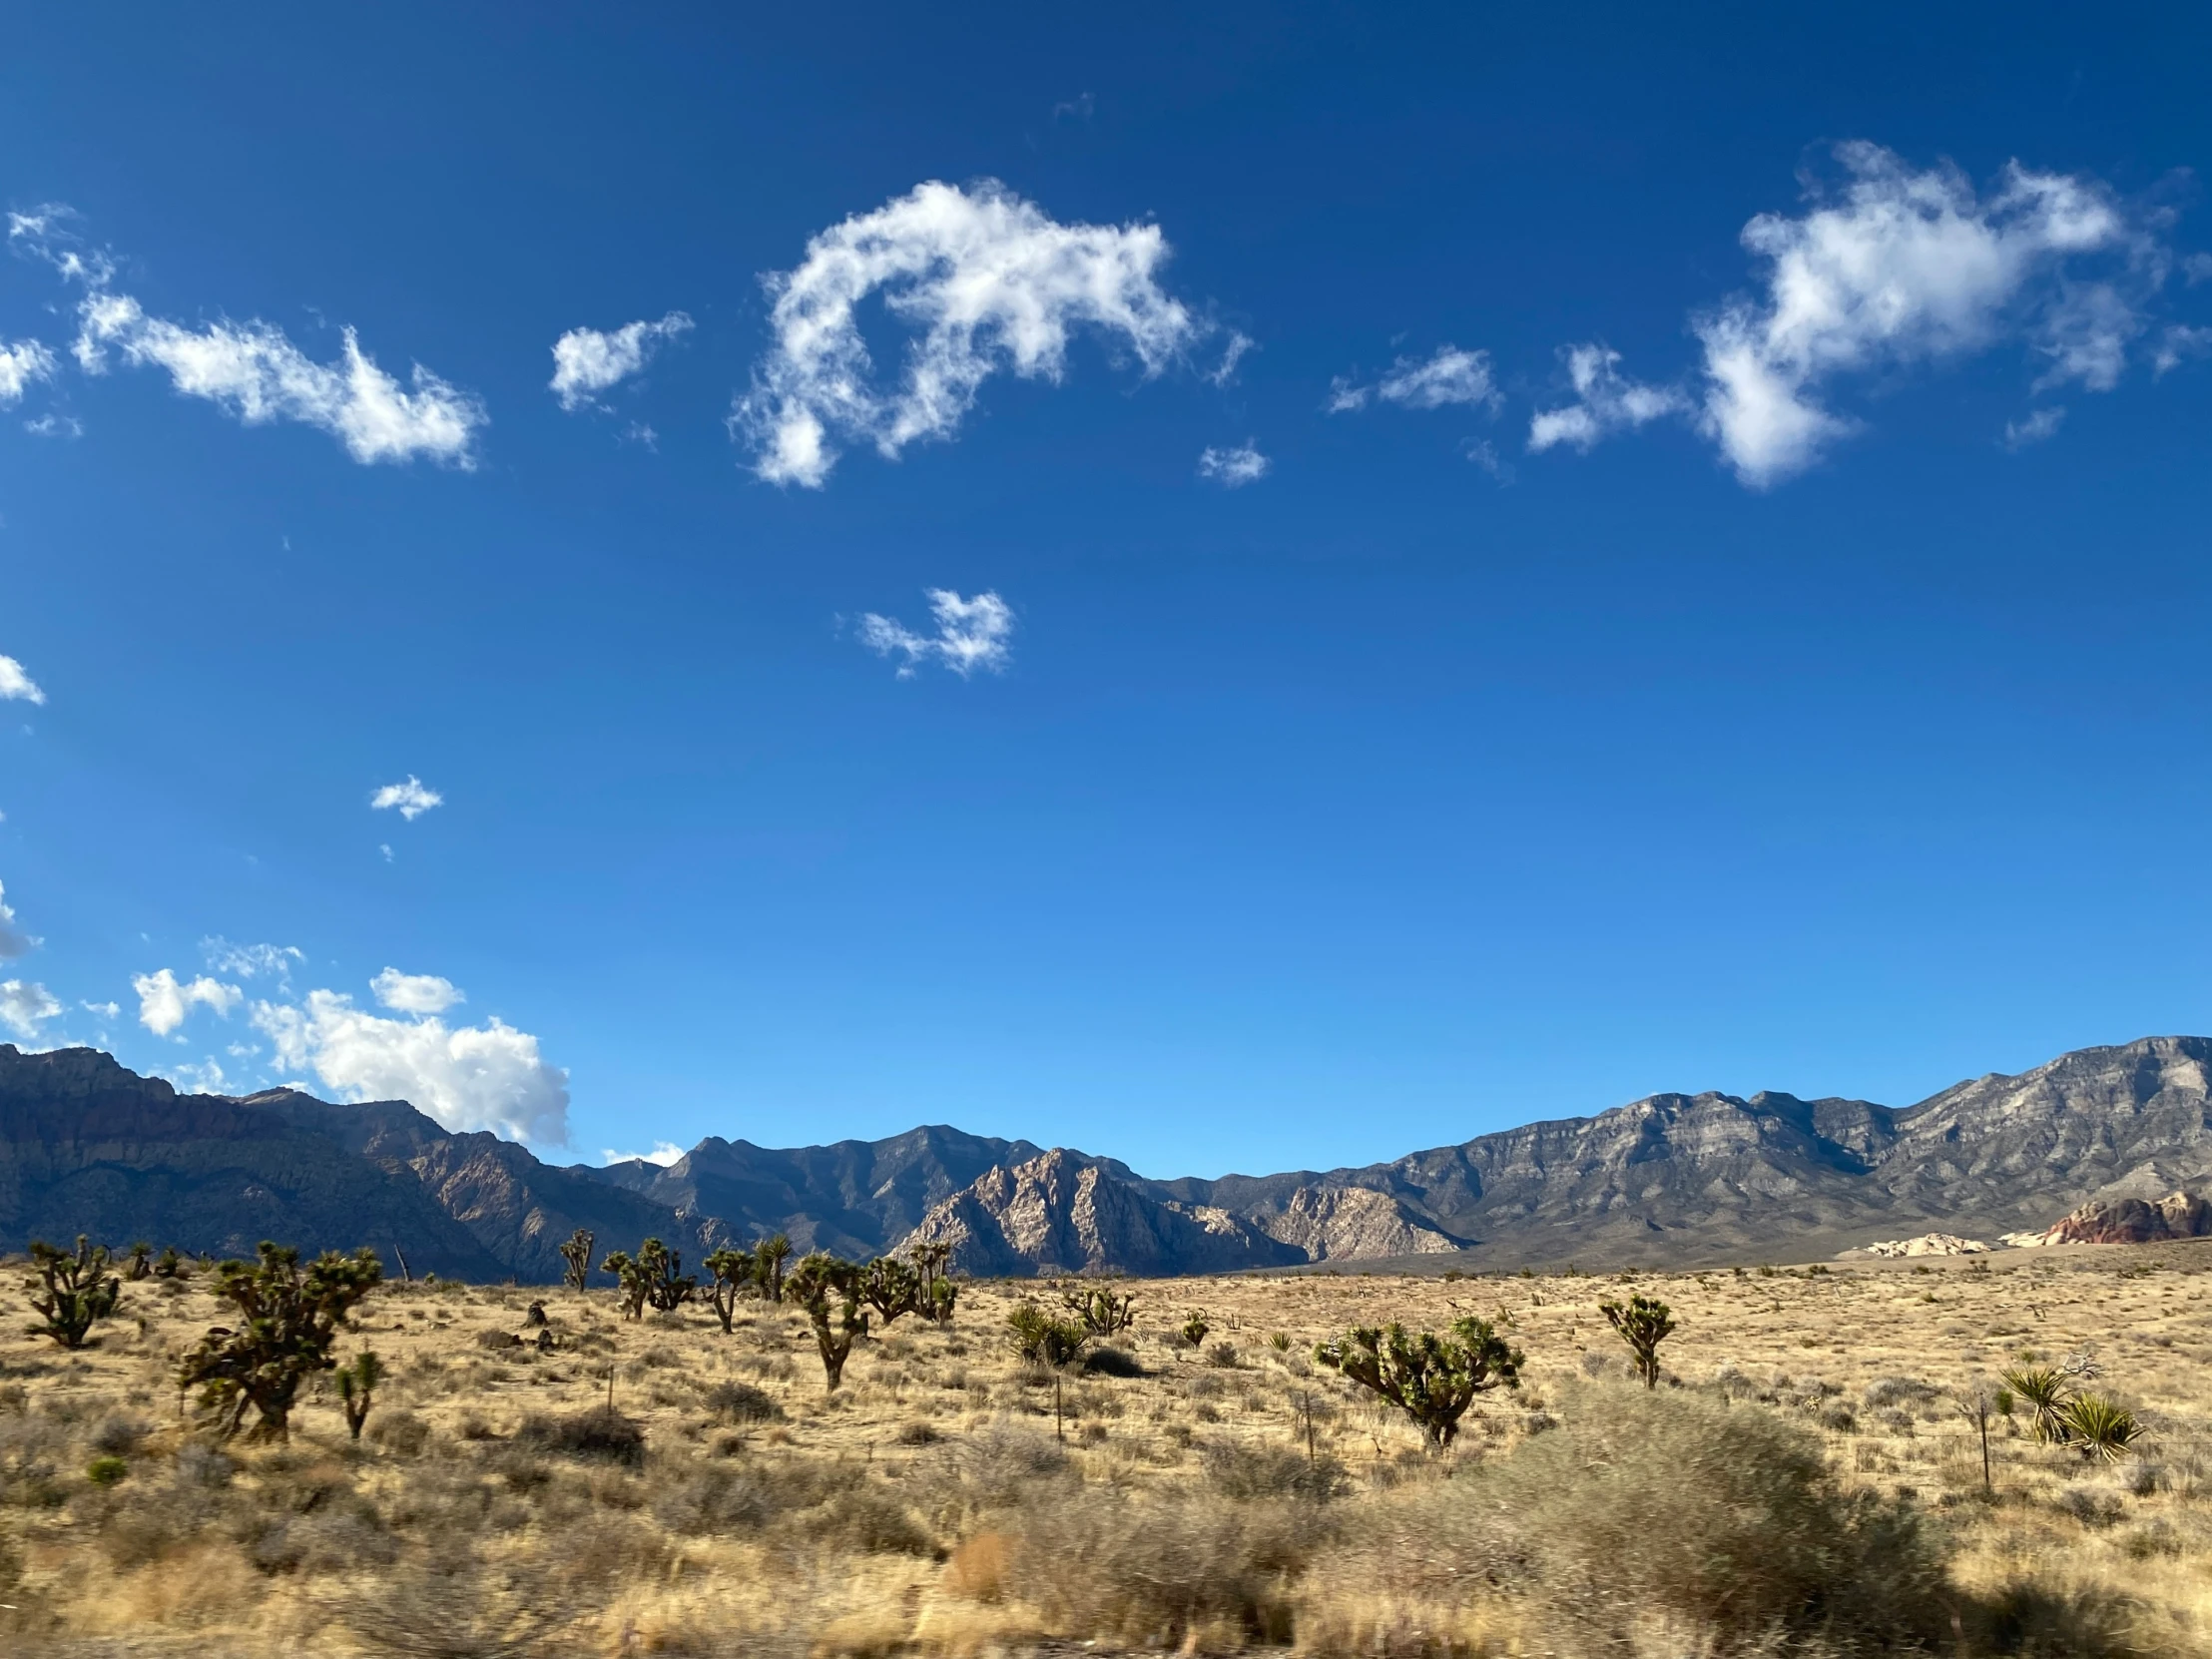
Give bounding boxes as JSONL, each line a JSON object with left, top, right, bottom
{"left": 1003, "top": 1491, "right": 1318, "bottom": 1646}
{"left": 1478, "top": 1386, "right": 1948, "bottom": 1651}
{"left": 957, "top": 1425, "right": 1073, "bottom": 1508}
{"left": 1201, "top": 1440, "right": 1344, "bottom": 1502}
{"left": 802, "top": 1482, "right": 932, "bottom": 1554}
{"left": 367, "top": 1409, "right": 430, "bottom": 1457}
{"left": 702, "top": 1380, "right": 781, "bottom": 1423}
{"left": 652, "top": 1462, "right": 791, "bottom": 1535}
{"left": 86, "top": 1453, "right": 128, "bottom": 1486}
{"left": 1864, "top": 1375, "right": 1941, "bottom": 1411}
{"left": 514, "top": 1407, "right": 646, "bottom": 1467}
{"left": 1205, "top": 1341, "right": 1243, "bottom": 1369}
{"left": 90, "top": 1412, "right": 152, "bottom": 1456}
{"left": 2060, "top": 1393, "right": 2145, "bottom": 1462}
{"left": 896, "top": 1419, "right": 941, "bottom": 1444}
{"left": 1083, "top": 1345, "right": 1146, "bottom": 1379}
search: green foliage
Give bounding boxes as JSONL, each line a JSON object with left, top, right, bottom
{"left": 755, "top": 1234, "right": 793, "bottom": 1304}
{"left": 703, "top": 1246, "right": 756, "bottom": 1333}
{"left": 176, "top": 1242, "right": 384, "bottom": 1442}
{"left": 558, "top": 1228, "right": 596, "bottom": 1293}
{"left": 1314, "top": 1316, "right": 1522, "bottom": 1448}
{"left": 910, "top": 1242, "right": 957, "bottom": 1324}
{"left": 1180, "top": 1309, "right": 1212, "bottom": 1350}
{"left": 334, "top": 1349, "right": 384, "bottom": 1441}
{"left": 1268, "top": 1331, "right": 1292, "bottom": 1353}
{"left": 785, "top": 1252, "right": 867, "bottom": 1391}
{"left": 1599, "top": 1293, "right": 1677, "bottom": 1389}
{"left": 1009, "top": 1301, "right": 1090, "bottom": 1369}
{"left": 2058, "top": 1392, "right": 2144, "bottom": 1462}
{"left": 25, "top": 1236, "right": 122, "bottom": 1349}
{"left": 1063, "top": 1285, "right": 1137, "bottom": 1336}
{"left": 2001, "top": 1366, "right": 2073, "bottom": 1443}
{"left": 122, "top": 1242, "right": 152, "bottom": 1283}
{"left": 86, "top": 1454, "right": 128, "bottom": 1487}
{"left": 153, "top": 1245, "right": 185, "bottom": 1280}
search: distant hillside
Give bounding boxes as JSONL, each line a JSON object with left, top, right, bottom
{"left": 8, "top": 1036, "right": 2212, "bottom": 1278}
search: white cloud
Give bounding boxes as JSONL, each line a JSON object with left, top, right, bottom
{"left": 0, "top": 879, "right": 35, "bottom": 959}
{"left": 81, "top": 999, "right": 121, "bottom": 1020}
{"left": 253, "top": 984, "right": 569, "bottom": 1145}
{"left": 1329, "top": 346, "right": 1499, "bottom": 414}
{"left": 24, "top": 413, "right": 82, "bottom": 439}
{"left": 1206, "top": 330, "right": 1255, "bottom": 386}
{"left": 602, "top": 1142, "right": 686, "bottom": 1167}
{"left": 2154, "top": 323, "right": 2212, "bottom": 376}
{"left": 10, "top": 209, "right": 484, "bottom": 467}
{"left": 857, "top": 588, "right": 1015, "bottom": 679}
{"left": 1528, "top": 343, "right": 1690, "bottom": 452}
{"left": 1197, "top": 440, "right": 1269, "bottom": 486}
{"left": 133, "top": 967, "right": 244, "bottom": 1038}
{"left": 0, "top": 655, "right": 45, "bottom": 705}
{"left": 734, "top": 180, "right": 1201, "bottom": 486}
{"left": 202, "top": 937, "right": 303, "bottom": 982}
{"left": 2002, "top": 406, "right": 2066, "bottom": 449}
{"left": 1693, "top": 142, "right": 2161, "bottom": 485}
{"left": 0, "top": 339, "right": 55, "bottom": 405}
{"left": 166, "top": 1057, "right": 234, "bottom": 1095}
{"left": 0, "top": 978, "right": 60, "bottom": 1040}
{"left": 378, "top": 842, "right": 394, "bottom": 863}
{"left": 370, "top": 776, "right": 442, "bottom": 821}
{"left": 549, "top": 311, "right": 694, "bottom": 411}
{"left": 370, "top": 967, "right": 464, "bottom": 1015}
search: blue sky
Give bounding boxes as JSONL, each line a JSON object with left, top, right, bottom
{"left": 1, "top": 3, "right": 2209, "bottom": 1177}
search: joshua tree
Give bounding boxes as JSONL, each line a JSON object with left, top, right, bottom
{"left": 755, "top": 1234, "right": 793, "bottom": 1304}
{"left": 1315, "top": 1317, "right": 1523, "bottom": 1450}
{"left": 859, "top": 1256, "right": 920, "bottom": 1330}
{"left": 559, "top": 1229, "right": 596, "bottom": 1293}
{"left": 1599, "top": 1294, "right": 1677, "bottom": 1389}
{"left": 1180, "top": 1309, "right": 1212, "bottom": 1351}
{"left": 335, "top": 1349, "right": 384, "bottom": 1441}
{"left": 153, "top": 1246, "right": 186, "bottom": 1280}
{"left": 26, "top": 1236, "right": 122, "bottom": 1349}
{"left": 785, "top": 1253, "right": 867, "bottom": 1392}
{"left": 602, "top": 1239, "right": 695, "bottom": 1319}
{"left": 703, "top": 1246, "right": 755, "bottom": 1334}
{"left": 122, "top": 1242, "right": 153, "bottom": 1283}
{"left": 910, "top": 1242, "right": 958, "bottom": 1325}
{"left": 1065, "top": 1285, "right": 1137, "bottom": 1336}
{"left": 1008, "top": 1301, "right": 1089, "bottom": 1369}
{"left": 177, "top": 1242, "right": 384, "bottom": 1441}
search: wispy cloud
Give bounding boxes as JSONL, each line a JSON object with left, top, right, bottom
{"left": 549, "top": 311, "right": 693, "bottom": 411}
{"left": 1328, "top": 345, "right": 1499, "bottom": 414}
{"left": 734, "top": 181, "right": 1202, "bottom": 486}
{"left": 0, "top": 978, "right": 60, "bottom": 1041}
{"left": 857, "top": 589, "right": 1015, "bottom": 679}
{"left": 24, "top": 413, "right": 82, "bottom": 439}
{"left": 370, "top": 776, "right": 443, "bottom": 821}
{"left": 1198, "top": 440, "right": 1270, "bottom": 486}
{"left": 10, "top": 207, "right": 485, "bottom": 467}
{"left": 0, "top": 879, "right": 36, "bottom": 959}
{"left": 202, "top": 937, "right": 303, "bottom": 983}
{"left": 2002, "top": 406, "right": 2066, "bottom": 449}
{"left": 1527, "top": 343, "right": 1689, "bottom": 452}
{"left": 0, "top": 339, "right": 55, "bottom": 405}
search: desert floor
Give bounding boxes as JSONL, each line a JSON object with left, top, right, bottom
{"left": 3, "top": 1240, "right": 2209, "bottom": 1655}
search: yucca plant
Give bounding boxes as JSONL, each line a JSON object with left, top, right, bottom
{"left": 2057, "top": 1392, "right": 2143, "bottom": 1462}
{"left": 755, "top": 1234, "right": 793, "bottom": 1304}
{"left": 122, "top": 1242, "right": 153, "bottom": 1283}
{"left": 334, "top": 1349, "right": 384, "bottom": 1441}
{"left": 1180, "top": 1309, "right": 1212, "bottom": 1350}
{"left": 2001, "top": 1366, "right": 2072, "bottom": 1443}
{"left": 912, "top": 1243, "right": 958, "bottom": 1325}
{"left": 859, "top": 1256, "right": 921, "bottom": 1329}
{"left": 1063, "top": 1285, "right": 1137, "bottom": 1336}
{"left": 1315, "top": 1316, "right": 1523, "bottom": 1449}
{"left": 26, "top": 1236, "right": 122, "bottom": 1349}
{"left": 1008, "top": 1301, "right": 1089, "bottom": 1368}
{"left": 1599, "top": 1293, "right": 1677, "bottom": 1389}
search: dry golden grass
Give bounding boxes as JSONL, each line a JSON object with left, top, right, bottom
{"left": 2, "top": 1240, "right": 2209, "bottom": 1655}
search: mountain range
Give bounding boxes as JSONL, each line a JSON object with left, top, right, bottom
{"left": 5, "top": 1035, "right": 2211, "bottom": 1280}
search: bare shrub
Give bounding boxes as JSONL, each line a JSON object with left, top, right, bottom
{"left": 701, "top": 1380, "right": 781, "bottom": 1423}
{"left": 1200, "top": 1439, "right": 1344, "bottom": 1501}
{"left": 513, "top": 1408, "right": 645, "bottom": 1467}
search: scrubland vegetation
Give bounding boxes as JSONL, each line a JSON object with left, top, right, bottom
{"left": 5, "top": 1241, "right": 2212, "bottom": 1655}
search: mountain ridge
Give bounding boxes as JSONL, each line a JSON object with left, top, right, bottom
{"left": 7, "top": 1036, "right": 2212, "bottom": 1279}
